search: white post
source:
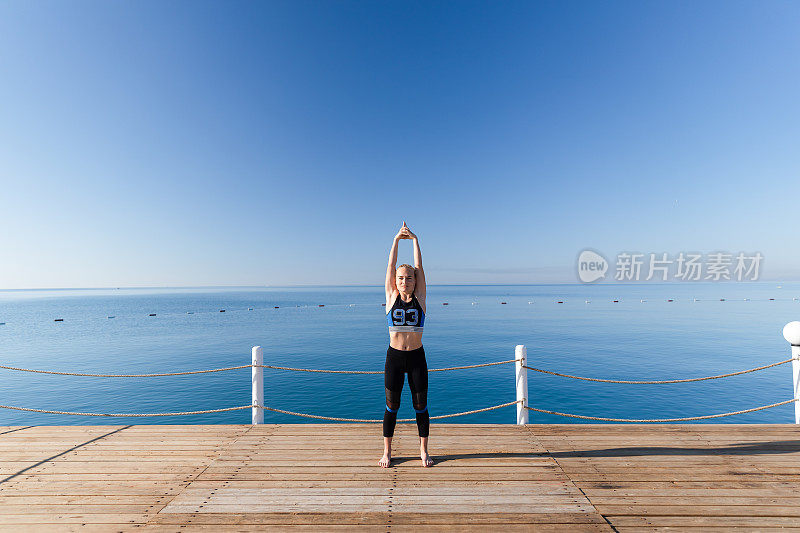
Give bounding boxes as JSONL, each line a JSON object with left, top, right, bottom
{"left": 252, "top": 346, "right": 264, "bottom": 425}
{"left": 515, "top": 345, "right": 528, "bottom": 424}
{"left": 782, "top": 322, "right": 800, "bottom": 424}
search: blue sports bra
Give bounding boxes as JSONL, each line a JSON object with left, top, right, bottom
{"left": 387, "top": 292, "right": 425, "bottom": 332}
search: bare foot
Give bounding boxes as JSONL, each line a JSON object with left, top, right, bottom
{"left": 379, "top": 451, "right": 391, "bottom": 468}
{"left": 420, "top": 450, "right": 433, "bottom": 467}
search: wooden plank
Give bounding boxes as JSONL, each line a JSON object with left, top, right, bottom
{"left": 0, "top": 526, "right": 138, "bottom": 533}
{"left": 145, "top": 512, "right": 611, "bottom": 525}
{"left": 0, "top": 495, "right": 168, "bottom": 504}
{"left": 162, "top": 503, "right": 598, "bottom": 513}
{"left": 0, "top": 504, "right": 157, "bottom": 514}
{"left": 616, "top": 529, "right": 800, "bottom": 533}
{"left": 0, "top": 514, "right": 150, "bottom": 524}
{"left": 173, "top": 486, "right": 581, "bottom": 495}
{"left": 581, "top": 487, "right": 800, "bottom": 497}
{"left": 137, "top": 523, "right": 612, "bottom": 533}
{"left": 608, "top": 516, "right": 800, "bottom": 527}
{"left": 195, "top": 473, "right": 570, "bottom": 481}
{"left": 185, "top": 480, "right": 580, "bottom": 490}
{"left": 595, "top": 505, "right": 800, "bottom": 517}
{"left": 164, "top": 495, "right": 588, "bottom": 505}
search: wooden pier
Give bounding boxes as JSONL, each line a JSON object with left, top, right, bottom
{"left": 1, "top": 423, "right": 799, "bottom": 531}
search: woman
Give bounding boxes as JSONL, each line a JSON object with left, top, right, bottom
{"left": 379, "top": 221, "right": 433, "bottom": 468}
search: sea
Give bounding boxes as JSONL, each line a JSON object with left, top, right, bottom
{"left": 1, "top": 283, "right": 798, "bottom": 426}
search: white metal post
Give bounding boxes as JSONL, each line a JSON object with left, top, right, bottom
{"left": 515, "top": 344, "right": 528, "bottom": 424}
{"left": 782, "top": 322, "right": 800, "bottom": 424}
{"left": 252, "top": 346, "right": 264, "bottom": 425}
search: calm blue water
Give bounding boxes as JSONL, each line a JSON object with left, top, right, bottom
{"left": 1, "top": 283, "right": 798, "bottom": 426}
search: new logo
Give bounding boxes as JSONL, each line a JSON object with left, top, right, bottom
{"left": 577, "top": 250, "right": 608, "bottom": 283}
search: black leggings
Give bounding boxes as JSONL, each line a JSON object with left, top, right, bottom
{"left": 383, "top": 345, "right": 429, "bottom": 438}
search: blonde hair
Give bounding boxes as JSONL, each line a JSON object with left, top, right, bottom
{"left": 396, "top": 264, "right": 416, "bottom": 278}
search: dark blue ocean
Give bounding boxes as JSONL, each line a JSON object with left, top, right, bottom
{"left": 1, "top": 283, "right": 798, "bottom": 426}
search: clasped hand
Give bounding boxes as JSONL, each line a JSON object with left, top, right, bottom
{"left": 394, "top": 221, "right": 417, "bottom": 241}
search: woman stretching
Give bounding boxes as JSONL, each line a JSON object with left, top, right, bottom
{"left": 379, "top": 222, "right": 433, "bottom": 468}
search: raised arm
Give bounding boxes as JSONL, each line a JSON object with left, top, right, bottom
{"left": 386, "top": 232, "right": 402, "bottom": 298}
{"left": 407, "top": 229, "right": 426, "bottom": 303}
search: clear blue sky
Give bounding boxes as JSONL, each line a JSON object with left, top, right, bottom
{"left": 1, "top": 1, "right": 798, "bottom": 288}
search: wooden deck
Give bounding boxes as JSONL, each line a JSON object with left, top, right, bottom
{"left": 0, "top": 423, "right": 799, "bottom": 532}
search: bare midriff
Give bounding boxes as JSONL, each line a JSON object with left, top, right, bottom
{"left": 389, "top": 331, "right": 423, "bottom": 351}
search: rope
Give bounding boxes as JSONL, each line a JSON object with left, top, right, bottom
{"left": 0, "top": 364, "right": 252, "bottom": 377}
{"left": 0, "top": 401, "right": 520, "bottom": 420}
{"left": 0, "top": 359, "right": 521, "bottom": 378}
{"left": 4, "top": 356, "right": 793, "bottom": 380}
{"left": 0, "top": 404, "right": 253, "bottom": 417}
{"left": 524, "top": 398, "right": 798, "bottom": 422}
{"left": 257, "top": 358, "right": 521, "bottom": 374}
{"left": 522, "top": 357, "right": 799, "bottom": 384}
{"left": 2, "top": 396, "right": 795, "bottom": 422}
{"left": 260, "top": 400, "right": 522, "bottom": 422}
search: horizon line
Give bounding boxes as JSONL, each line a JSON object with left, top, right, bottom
{"left": 0, "top": 280, "right": 794, "bottom": 292}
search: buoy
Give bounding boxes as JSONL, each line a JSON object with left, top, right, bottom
{"left": 54, "top": 318, "right": 64, "bottom": 322}
{"left": 149, "top": 313, "right": 156, "bottom": 316}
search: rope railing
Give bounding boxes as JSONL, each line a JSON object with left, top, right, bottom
{"left": 260, "top": 400, "right": 522, "bottom": 422}
{"left": 523, "top": 398, "right": 799, "bottom": 422}
{"left": 0, "top": 403, "right": 254, "bottom": 417}
{"left": 2, "top": 357, "right": 794, "bottom": 381}
{"left": 522, "top": 357, "right": 800, "bottom": 384}
{"left": 0, "top": 359, "right": 522, "bottom": 377}
{"left": 2, "top": 397, "right": 794, "bottom": 423}
{"left": 3, "top": 322, "right": 799, "bottom": 425}
{"left": 0, "top": 363, "right": 253, "bottom": 377}
{"left": 0, "top": 400, "right": 521, "bottom": 420}
{"left": 257, "top": 358, "right": 521, "bottom": 374}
